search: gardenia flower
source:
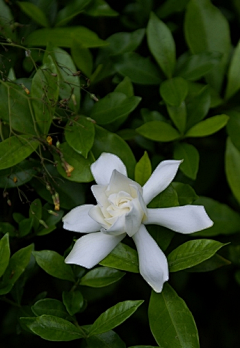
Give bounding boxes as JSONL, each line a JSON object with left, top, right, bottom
{"left": 63, "top": 153, "right": 213, "bottom": 292}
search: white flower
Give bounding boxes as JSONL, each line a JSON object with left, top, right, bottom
{"left": 63, "top": 153, "right": 213, "bottom": 292}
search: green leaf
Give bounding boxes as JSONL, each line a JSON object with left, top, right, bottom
{"left": 148, "top": 184, "right": 179, "bottom": 209}
{"left": 62, "top": 290, "right": 84, "bottom": 316}
{"left": 160, "top": 77, "right": 188, "bottom": 107}
{"left": 157, "top": 0, "right": 189, "bottom": 19}
{"left": 175, "top": 51, "right": 222, "bottom": 81}
{"left": 89, "top": 300, "right": 144, "bottom": 336}
{"left": 149, "top": 284, "right": 199, "bottom": 348}
{"left": 0, "top": 0, "right": 16, "bottom": 40}
{"left": 18, "top": 218, "right": 33, "bottom": 237}
{"left": 0, "top": 234, "right": 10, "bottom": 278}
{"left": 172, "top": 182, "right": 198, "bottom": 205}
{"left": 85, "top": 0, "right": 118, "bottom": 17}
{"left": 167, "top": 102, "right": 187, "bottom": 134}
{"left": 225, "top": 40, "right": 240, "bottom": 99}
{"left": 168, "top": 239, "right": 227, "bottom": 272}
{"left": 173, "top": 143, "right": 199, "bottom": 179}
{"left": 226, "top": 110, "right": 240, "bottom": 152}
{"left": 187, "top": 254, "right": 231, "bottom": 272}
{"left": 90, "top": 92, "right": 141, "bottom": 125}
{"left": 0, "top": 244, "right": 33, "bottom": 295}
{"left": 147, "top": 12, "right": 176, "bottom": 78}
{"left": 0, "top": 160, "right": 38, "bottom": 188}
{"left": 55, "top": 0, "right": 91, "bottom": 27}
{"left": 185, "top": 114, "right": 229, "bottom": 137}
{"left": 184, "top": 0, "right": 231, "bottom": 91}
{"left": 17, "top": 1, "right": 49, "bottom": 27}
{"left": 54, "top": 142, "right": 94, "bottom": 182}
{"left": 80, "top": 267, "right": 125, "bottom": 288}
{"left": 100, "top": 243, "right": 139, "bottom": 273}
{"left": 225, "top": 137, "right": 240, "bottom": 204}
{"left": 0, "top": 222, "right": 15, "bottom": 237}
{"left": 21, "top": 315, "right": 84, "bottom": 341}
{"left": 114, "top": 76, "right": 134, "bottom": 97}
{"left": 25, "top": 27, "right": 108, "bottom": 48}
{"left": 92, "top": 125, "right": 136, "bottom": 179}
{"left": 0, "top": 82, "right": 36, "bottom": 135}
{"left": 31, "top": 55, "right": 59, "bottom": 135}
{"left": 186, "top": 85, "right": 211, "bottom": 129}
{"left": 29, "top": 199, "right": 42, "bottom": 232}
{"left": 65, "top": 116, "right": 95, "bottom": 158}
{"left": 194, "top": 196, "right": 240, "bottom": 236}
{"left": 134, "top": 151, "right": 152, "bottom": 186}
{"left": 71, "top": 41, "right": 93, "bottom": 77}
{"left": 32, "top": 299, "right": 70, "bottom": 319}
{"left": 85, "top": 330, "right": 126, "bottom": 348}
{"left": 113, "top": 52, "right": 162, "bottom": 85}
{"left": 33, "top": 250, "right": 75, "bottom": 282}
{"left": 136, "top": 121, "right": 180, "bottom": 142}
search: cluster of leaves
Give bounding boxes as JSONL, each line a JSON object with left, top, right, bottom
{"left": 1, "top": 0, "right": 240, "bottom": 347}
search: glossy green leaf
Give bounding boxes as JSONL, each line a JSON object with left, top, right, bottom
{"left": 0, "top": 82, "right": 36, "bottom": 135}
{"left": 114, "top": 76, "right": 134, "bottom": 97}
{"left": 187, "top": 254, "right": 231, "bottom": 272}
{"left": 0, "top": 234, "right": 10, "bottom": 278}
{"left": 157, "top": 0, "right": 189, "bottom": 19}
{"left": 184, "top": 0, "right": 231, "bottom": 91}
{"left": 186, "top": 85, "right": 211, "bottom": 129}
{"left": 0, "top": 135, "right": 38, "bottom": 170}
{"left": 80, "top": 267, "right": 125, "bottom": 288}
{"left": 85, "top": 330, "right": 126, "bottom": 348}
{"left": 194, "top": 196, "right": 240, "bottom": 236}
{"left": 173, "top": 143, "right": 199, "bottom": 179}
{"left": 168, "top": 239, "right": 227, "bottom": 272}
{"left": 167, "top": 102, "right": 187, "bottom": 134}
{"left": 226, "top": 110, "right": 240, "bottom": 152}
{"left": 29, "top": 198, "right": 42, "bottom": 232}
{"left": 92, "top": 125, "right": 136, "bottom": 179}
{"left": 55, "top": 0, "right": 91, "bottom": 27}
{"left": 85, "top": 0, "right": 118, "bottom": 17}
{"left": 175, "top": 51, "right": 222, "bottom": 81}
{"left": 32, "top": 299, "right": 70, "bottom": 319}
{"left": 22, "top": 315, "right": 84, "bottom": 341}
{"left": 17, "top": 1, "right": 49, "bottom": 27}
{"left": 129, "top": 346, "right": 158, "bottom": 348}
{"left": 136, "top": 121, "right": 180, "bottom": 142}
{"left": 225, "top": 41, "right": 240, "bottom": 99}
{"left": 19, "top": 218, "right": 33, "bottom": 237}
{"left": 0, "top": 160, "right": 38, "bottom": 188}
{"left": 148, "top": 184, "right": 179, "bottom": 209}
{"left": 89, "top": 300, "right": 144, "bottom": 336}
{"left": 25, "top": 27, "right": 108, "bottom": 48}
{"left": 31, "top": 55, "right": 59, "bottom": 134}
{"left": 160, "top": 77, "right": 188, "bottom": 106}
{"left": 71, "top": 41, "right": 93, "bottom": 77}
{"left": 0, "top": 244, "right": 33, "bottom": 295}
{"left": 62, "top": 290, "right": 84, "bottom": 316}
{"left": 33, "top": 250, "right": 75, "bottom": 282}
{"left": 0, "top": 222, "right": 15, "bottom": 237}
{"left": 65, "top": 116, "right": 95, "bottom": 158}
{"left": 172, "top": 182, "right": 198, "bottom": 205}
{"left": 185, "top": 115, "right": 229, "bottom": 137}
{"left": 147, "top": 12, "right": 176, "bottom": 78}
{"left": 113, "top": 52, "right": 162, "bottom": 85}
{"left": 54, "top": 142, "right": 94, "bottom": 182}
{"left": 225, "top": 137, "right": 240, "bottom": 204}
{"left": 0, "top": 0, "right": 16, "bottom": 40}
{"left": 100, "top": 243, "right": 139, "bottom": 273}
{"left": 135, "top": 151, "right": 152, "bottom": 186}
{"left": 90, "top": 92, "right": 141, "bottom": 125}
{"left": 149, "top": 284, "right": 199, "bottom": 348}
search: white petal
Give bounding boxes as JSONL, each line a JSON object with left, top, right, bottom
{"left": 143, "top": 160, "right": 182, "bottom": 205}
{"left": 125, "top": 198, "right": 144, "bottom": 237}
{"left": 107, "top": 170, "right": 138, "bottom": 196}
{"left": 102, "top": 214, "right": 126, "bottom": 236}
{"left": 91, "top": 184, "right": 108, "bottom": 206}
{"left": 91, "top": 153, "right": 127, "bottom": 185}
{"left": 62, "top": 205, "right": 101, "bottom": 233}
{"left": 89, "top": 205, "right": 109, "bottom": 229}
{"left": 65, "top": 232, "right": 125, "bottom": 268}
{"left": 132, "top": 225, "right": 169, "bottom": 293}
{"left": 145, "top": 205, "right": 213, "bottom": 233}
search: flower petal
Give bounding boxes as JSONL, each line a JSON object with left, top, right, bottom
{"left": 143, "top": 160, "right": 182, "bottom": 205}
{"left": 89, "top": 205, "right": 109, "bottom": 229}
{"left": 102, "top": 214, "right": 126, "bottom": 236}
{"left": 65, "top": 232, "right": 125, "bottom": 268}
{"left": 91, "top": 153, "right": 127, "bottom": 185}
{"left": 62, "top": 205, "right": 101, "bottom": 232}
{"left": 132, "top": 225, "right": 169, "bottom": 293}
{"left": 125, "top": 198, "right": 144, "bottom": 237}
{"left": 145, "top": 205, "right": 213, "bottom": 233}
{"left": 107, "top": 170, "right": 141, "bottom": 196}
